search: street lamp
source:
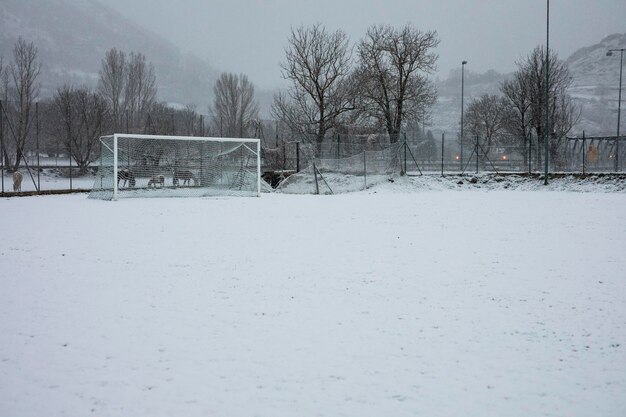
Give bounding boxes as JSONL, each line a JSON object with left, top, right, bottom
{"left": 607, "top": 48, "right": 624, "bottom": 172}
{"left": 461, "top": 60, "right": 467, "bottom": 170}
{"left": 543, "top": 0, "right": 550, "bottom": 185}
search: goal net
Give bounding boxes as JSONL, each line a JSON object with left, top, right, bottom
{"left": 89, "top": 134, "right": 261, "bottom": 200}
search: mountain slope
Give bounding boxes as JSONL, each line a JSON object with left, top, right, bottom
{"left": 566, "top": 33, "right": 626, "bottom": 135}
{"left": 431, "top": 33, "right": 626, "bottom": 136}
{"left": 431, "top": 69, "right": 511, "bottom": 135}
{"left": 0, "top": 0, "right": 217, "bottom": 107}
{"left": 1, "top": 1, "right": 623, "bottom": 133}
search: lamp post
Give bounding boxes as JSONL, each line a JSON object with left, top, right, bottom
{"left": 607, "top": 48, "right": 624, "bottom": 172}
{"left": 543, "top": 0, "right": 550, "bottom": 185}
{"left": 461, "top": 60, "right": 467, "bottom": 170}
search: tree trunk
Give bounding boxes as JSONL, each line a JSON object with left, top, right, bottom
{"left": 13, "top": 148, "right": 23, "bottom": 171}
{"left": 523, "top": 138, "right": 529, "bottom": 169}
{"left": 389, "top": 130, "right": 400, "bottom": 144}
{"left": 315, "top": 134, "right": 324, "bottom": 157}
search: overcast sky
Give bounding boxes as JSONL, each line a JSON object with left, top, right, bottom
{"left": 98, "top": 0, "right": 625, "bottom": 89}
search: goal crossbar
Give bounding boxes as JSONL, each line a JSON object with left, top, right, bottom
{"left": 103, "top": 133, "right": 261, "bottom": 144}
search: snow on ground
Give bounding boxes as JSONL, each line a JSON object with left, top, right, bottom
{"left": 1, "top": 184, "right": 625, "bottom": 417}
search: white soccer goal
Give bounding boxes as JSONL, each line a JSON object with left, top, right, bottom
{"left": 89, "top": 134, "right": 261, "bottom": 200}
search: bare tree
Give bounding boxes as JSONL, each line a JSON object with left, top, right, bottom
{"left": 501, "top": 73, "right": 533, "bottom": 166}
{"left": 464, "top": 94, "right": 511, "bottom": 149}
{"left": 355, "top": 24, "right": 439, "bottom": 144}
{"left": 212, "top": 72, "right": 259, "bottom": 137}
{"left": 180, "top": 104, "right": 202, "bottom": 136}
{"left": 0, "top": 55, "right": 7, "bottom": 100}
{"left": 143, "top": 101, "right": 175, "bottom": 135}
{"left": 124, "top": 52, "right": 157, "bottom": 128}
{"left": 53, "top": 85, "right": 110, "bottom": 173}
{"left": 0, "top": 55, "right": 8, "bottom": 168}
{"left": 98, "top": 48, "right": 126, "bottom": 130}
{"left": 4, "top": 38, "right": 41, "bottom": 170}
{"left": 502, "top": 46, "right": 579, "bottom": 167}
{"left": 272, "top": 23, "right": 354, "bottom": 154}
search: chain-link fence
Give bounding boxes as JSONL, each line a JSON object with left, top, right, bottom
{"left": 0, "top": 99, "right": 215, "bottom": 194}
{"left": 265, "top": 129, "right": 625, "bottom": 193}
{"left": 277, "top": 142, "right": 401, "bottom": 194}
{"left": 397, "top": 131, "right": 625, "bottom": 175}
{"left": 2, "top": 100, "right": 624, "bottom": 196}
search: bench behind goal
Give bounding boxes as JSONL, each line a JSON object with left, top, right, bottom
{"left": 89, "top": 134, "right": 261, "bottom": 200}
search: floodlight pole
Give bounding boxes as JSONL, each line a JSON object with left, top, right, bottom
{"left": 461, "top": 60, "right": 467, "bottom": 171}
{"left": 607, "top": 48, "right": 624, "bottom": 172}
{"left": 543, "top": 0, "right": 550, "bottom": 185}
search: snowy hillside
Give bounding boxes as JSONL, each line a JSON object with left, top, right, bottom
{"left": 0, "top": 0, "right": 218, "bottom": 106}
{"left": 431, "top": 69, "right": 511, "bottom": 135}
{"left": 431, "top": 33, "right": 626, "bottom": 137}
{"left": 567, "top": 33, "right": 626, "bottom": 93}
{"left": 566, "top": 33, "right": 626, "bottom": 136}
{"left": 1, "top": 0, "right": 623, "bottom": 130}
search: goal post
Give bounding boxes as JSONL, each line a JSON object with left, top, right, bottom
{"left": 89, "top": 133, "right": 261, "bottom": 200}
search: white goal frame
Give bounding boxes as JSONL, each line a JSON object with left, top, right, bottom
{"left": 93, "top": 133, "right": 261, "bottom": 200}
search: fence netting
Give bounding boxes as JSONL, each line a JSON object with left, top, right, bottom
{"left": 277, "top": 141, "right": 402, "bottom": 194}
{"left": 1, "top": 96, "right": 624, "bottom": 196}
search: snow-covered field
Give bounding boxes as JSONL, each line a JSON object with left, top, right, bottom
{"left": 1, "top": 182, "right": 625, "bottom": 417}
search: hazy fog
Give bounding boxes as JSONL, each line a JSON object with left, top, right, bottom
{"left": 99, "top": 0, "right": 625, "bottom": 89}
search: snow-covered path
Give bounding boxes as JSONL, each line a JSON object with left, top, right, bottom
{"left": 1, "top": 190, "right": 625, "bottom": 417}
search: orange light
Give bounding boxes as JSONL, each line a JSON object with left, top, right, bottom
{"left": 455, "top": 155, "right": 460, "bottom": 161}
{"left": 501, "top": 155, "right": 508, "bottom": 160}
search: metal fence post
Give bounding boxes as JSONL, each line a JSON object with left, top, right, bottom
{"left": 528, "top": 134, "right": 532, "bottom": 174}
{"left": 282, "top": 141, "right": 287, "bottom": 170}
{"left": 363, "top": 147, "right": 367, "bottom": 189}
{"left": 313, "top": 162, "right": 319, "bottom": 195}
{"left": 403, "top": 133, "right": 407, "bottom": 175}
{"left": 69, "top": 137, "right": 73, "bottom": 191}
{"left": 337, "top": 134, "right": 340, "bottom": 171}
{"left": 337, "top": 134, "right": 340, "bottom": 159}
{"left": 113, "top": 134, "right": 118, "bottom": 200}
{"left": 0, "top": 100, "right": 4, "bottom": 194}
{"left": 582, "top": 131, "right": 586, "bottom": 175}
{"left": 296, "top": 142, "right": 300, "bottom": 172}
{"left": 441, "top": 133, "right": 445, "bottom": 177}
{"left": 36, "top": 102, "right": 40, "bottom": 192}
{"left": 475, "top": 135, "right": 479, "bottom": 174}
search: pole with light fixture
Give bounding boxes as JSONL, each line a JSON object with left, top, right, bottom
{"left": 461, "top": 60, "right": 467, "bottom": 171}
{"left": 606, "top": 48, "right": 624, "bottom": 172}
{"left": 543, "top": 0, "right": 550, "bottom": 185}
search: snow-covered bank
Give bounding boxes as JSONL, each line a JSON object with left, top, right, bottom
{"left": 1, "top": 191, "right": 625, "bottom": 417}
{"left": 3, "top": 171, "right": 625, "bottom": 196}
{"left": 278, "top": 172, "right": 626, "bottom": 194}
